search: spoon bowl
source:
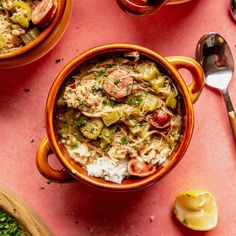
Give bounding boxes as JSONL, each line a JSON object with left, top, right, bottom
{"left": 230, "top": 0, "right": 236, "bottom": 20}
{"left": 195, "top": 32, "right": 236, "bottom": 141}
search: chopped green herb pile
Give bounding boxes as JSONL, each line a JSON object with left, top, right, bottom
{"left": 0, "top": 209, "right": 26, "bottom": 236}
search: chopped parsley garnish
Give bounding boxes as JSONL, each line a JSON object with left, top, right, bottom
{"left": 94, "top": 70, "right": 106, "bottom": 78}
{"left": 104, "top": 145, "right": 111, "bottom": 153}
{"left": 91, "top": 84, "right": 101, "bottom": 95}
{"left": 106, "top": 64, "right": 113, "bottom": 68}
{"left": 75, "top": 120, "right": 86, "bottom": 127}
{"left": 67, "top": 88, "right": 73, "bottom": 94}
{"left": 182, "top": 219, "right": 188, "bottom": 225}
{"left": 70, "top": 143, "right": 78, "bottom": 149}
{"left": 102, "top": 99, "right": 116, "bottom": 107}
{"left": 79, "top": 101, "right": 84, "bottom": 108}
{"left": 0, "top": 209, "right": 27, "bottom": 236}
{"left": 126, "top": 95, "right": 143, "bottom": 105}
{"left": 114, "top": 79, "right": 121, "bottom": 85}
{"left": 121, "top": 137, "right": 129, "bottom": 145}
{"left": 113, "top": 127, "right": 119, "bottom": 133}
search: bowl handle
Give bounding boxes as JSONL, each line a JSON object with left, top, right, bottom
{"left": 36, "top": 136, "right": 75, "bottom": 182}
{"left": 165, "top": 56, "right": 205, "bottom": 104}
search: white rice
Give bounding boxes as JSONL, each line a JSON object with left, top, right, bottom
{"left": 87, "top": 157, "right": 128, "bottom": 184}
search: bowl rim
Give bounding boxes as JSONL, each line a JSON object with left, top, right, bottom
{"left": 45, "top": 43, "right": 194, "bottom": 191}
{"left": 0, "top": 0, "right": 66, "bottom": 59}
{"left": 0, "top": 0, "right": 72, "bottom": 68}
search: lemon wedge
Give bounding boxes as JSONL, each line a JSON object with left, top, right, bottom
{"left": 173, "top": 190, "right": 218, "bottom": 231}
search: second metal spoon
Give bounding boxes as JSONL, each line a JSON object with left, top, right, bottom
{"left": 195, "top": 32, "right": 236, "bottom": 142}
{"left": 230, "top": 0, "right": 236, "bottom": 20}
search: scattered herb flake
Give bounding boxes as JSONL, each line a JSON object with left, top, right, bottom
{"left": 182, "top": 219, "right": 188, "bottom": 225}
{"left": 114, "top": 79, "right": 121, "bottom": 85}
{"left": 79, "top": 101, "right": 85, "bottom": 108}
{"left": 94, "top": 70, "right": 106, "bottom": 78}
{"left": 75, "top": 120, "right": 86, "bottom": 127}
{"left": 113, "top": 127, "right": 119, "bottom": 133}
{"left": 126, "top": 96, "right": 143, "bottom": 105}
{"left": 121, "top": 137, "right": 129, "bottom": 145}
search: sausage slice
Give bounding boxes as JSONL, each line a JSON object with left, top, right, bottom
{"left": 32, "top": 0, "right": 58, "bottom": 29}
{"left": 103, "top": 70, "right": 133, "bottom": 99}
{"left": 128, "top": 159, "right": 156, "bottom": 177}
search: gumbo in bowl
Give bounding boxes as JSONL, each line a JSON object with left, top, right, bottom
{"left": 55, "top": 52, "right": 184, "bottom": 184}
{"left": 0, "top": 0, "right": 57, "bottom": 54}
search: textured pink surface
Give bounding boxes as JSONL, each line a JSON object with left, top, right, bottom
{"left": 0, "top": 0, "right": 236, "bottom": 235}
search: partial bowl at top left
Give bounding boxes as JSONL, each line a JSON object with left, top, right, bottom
{"left": 0, "top": 0, "right": 72, "bottom": 69}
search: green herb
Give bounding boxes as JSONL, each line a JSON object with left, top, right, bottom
{"left": 126, "top": 95, "right": 143, "bottom": 105}
{"left": 94, "top": 70, "right": 106, "bottom": 78}
{"left": 75, "top": 120, "right": 86, "bottom": 127}
{"left": 72, "top": 131, "right": 79, "bottom": 136}
{"left": 182, "top": 219, "right": 188, "bottom": 225}
{"left": 113, "top": 127, "right": 119, "bottom": 133}
{"left": 91, "top": 84, "right": 101, "bottom": 95}
{"left": 104, "top": 144, "right": 111, "bottom": 153}
{"left": 67, "top": 88, "right": 73, "bottom": 94}
{"left": 102, "top": 100, "right": 108, "bottom": 106}
{"left": 0, "top": 209, "right": 27, "bottom": 236}
{"left": 121, "top": 137, "right": 129, "bottom": 145}
{"left": 79, "top": 101, "right": 84, "bottom": 108}
{"left": 70, "top": 143, "right": 78, "bottom": 149}
{"left": 102, "top": 99, "right": 116, "bottom": 107}
{"left": 114, "top": 79, "right": 121, "bottom": 85}
{"left": 106, "top": 64, "right": 113, "bottom": 68}
{"left": 63, "top": 122, "right": 68, "bottom": 128}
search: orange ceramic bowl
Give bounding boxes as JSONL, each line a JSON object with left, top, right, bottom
{"left": 0, "top": 0, "right": 72, "bottom": 69}
{"left": 36, "top": 44, "right": 204, "bottom": 191}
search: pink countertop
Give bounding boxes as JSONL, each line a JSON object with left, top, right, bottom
{"left": 0, "top": 0, "right": 236, "bottom": 235}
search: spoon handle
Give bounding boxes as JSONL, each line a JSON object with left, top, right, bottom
{"left": 222, "top": 89, "right": 236, "bottom": 142}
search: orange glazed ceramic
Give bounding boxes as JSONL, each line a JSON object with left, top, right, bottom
{"left": 116, "top": 0, "right": 192, "bottom": 16}
{"left": 0, "top": 0, "right": 72, "bottom": 69}
{"left": 36, "top": 44, "right": 205, "bottom": 191}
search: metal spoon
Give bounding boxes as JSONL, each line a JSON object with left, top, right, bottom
{"left": 195, "top": 32, "right": 236, "bottom": 141}
{"left": 230, "top": 0, "right": 236, "bottom": 20}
